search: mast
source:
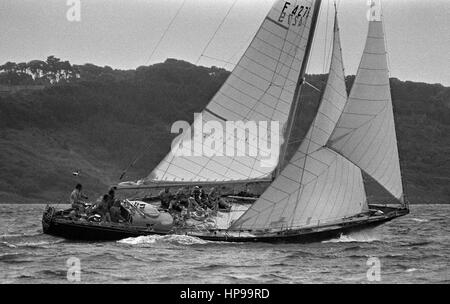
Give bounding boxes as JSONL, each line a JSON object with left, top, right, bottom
{"left": 276, "top": 0, "right": 323, "bottom": 178}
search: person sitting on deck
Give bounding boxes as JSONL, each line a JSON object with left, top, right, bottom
{"left": 199, "top": 186, "right": 206, "bottom": 199}
{"left": 106, "top": 188, "right": 116, "bottom": 209}
{"left": 70, "top": 184, "right": 88, "bottom": 214}
{"left": 175, "top": 187, "right": 189, "bottom": 207}
{"left": 110, "top": 200, "right": 125, "bottom": 223}
{"left": 159, "top": 187, "right": 173, "bottom": 210}
{"left": 206, "top": 187, "right": 220, "bottom": 215}
{"left": 169, "top": 200, "right": 180, "bottom": 212}
{"left": 94, "top": 194, "right": 111, "bottom": 222}
{"left": 192, "top": 186, "right": 202, "bottom": 204}
{"left": 186, "top": 196, "right": 205, "bottom": 218}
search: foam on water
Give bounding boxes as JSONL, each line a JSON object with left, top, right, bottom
{"left": 322, "top": 231, "right": 381, "bottom": 243}
{"left": 406, "top": 268, "right": 419, "bottom": 272}
{"left": 118, "top": 234, "right": 211, "bottom": 246}
{"left": 1, "top": 241, "right": 17, "bottom": 248}
{"left": 410, "top": 218, "right": 429, "bottom": 223}
{"left": 15, "top": 239, "right": 64, "bottom": 248}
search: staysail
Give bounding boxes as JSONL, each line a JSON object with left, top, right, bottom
{"left": 138, "top": 0, "right": 319, "bottom": 184}
{"left": 231, "top": 13, "right": 368, "bottom": 231}
{"left": 327, "top": 20, "right": 404, "bottom": 201}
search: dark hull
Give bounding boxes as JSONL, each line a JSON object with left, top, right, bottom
{"left": 42, "top": 218, "right": 168, "bottom": 241}
{"left": 42, "top": 205, "right": 409, "bottom": 243}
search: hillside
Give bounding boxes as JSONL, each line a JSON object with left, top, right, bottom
{"left": 0, "top": 58, "right": 449, "bottom": 204}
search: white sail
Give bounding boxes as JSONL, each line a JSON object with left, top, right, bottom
{"left": 141, "top": 0, "right": 318, "bottom": 184}
{"left": 327, "top": 20, "right": 403, "bottom": 200}
{"left": 231, "top": 14, "right": 368, "bottom": 231}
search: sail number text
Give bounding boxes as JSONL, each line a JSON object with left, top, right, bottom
{"left": 278, "top": 2, "right": 311, "bottom": 27}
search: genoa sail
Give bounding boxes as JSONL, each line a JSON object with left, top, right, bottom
{"left": 231, "top": 13, "right": 368, "bottom": 231}
{"left": 136, "top": 0, "right": 319, "bottom": 184}
{"left": 327, "top": 20, "right": 404, "bottom": 201}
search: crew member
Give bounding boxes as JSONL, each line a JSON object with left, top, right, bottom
{"left": 95, "top": 194, "right": 111, "bottom": 222}
{"left": 192, "top": 186, "right": 201, "bottom": 204}
{"left": 106, "top": 188, "right": 116, "bottom": 210}
{"left": 175, "top": 187, "right": 189, "bottom": 207}
{"left": 159, "top": 187, "right": 172, "bottom": 210}
{"left": 110, "top": 200, "right": 125, "bottom": 223}
{"left": 70, "top": 183, "right": 88, "bottom": 213}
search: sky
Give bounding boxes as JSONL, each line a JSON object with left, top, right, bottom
{"left": 0, "top": 0, "right": 449, "bottom": 85}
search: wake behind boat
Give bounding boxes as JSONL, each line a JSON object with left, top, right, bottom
{"left": 42, "top": 0, "right": 410, "bottom": 243}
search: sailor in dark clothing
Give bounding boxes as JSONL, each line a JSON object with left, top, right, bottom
{"left": 94, "top": 194, "right": 111, "bottom": 222}
{"left": 192, "top": 186, "right": 202, "bottom": 205}
{"left": 159, "top": 187, "right": 172, "bottom": 210}
{"left": 199, "top": 186, "right": 206, "bottom": 199}
{"left": 70, "top": 183, "right": 88, "bottom": 214}
{"left": 169, "top": 199, "right": 183, "bottom": 213}
{"left": 174, "top": 187, "right": 189, "bottom": 208}
{"left": 110, "top": 200, "right": 125, "bottom": 223}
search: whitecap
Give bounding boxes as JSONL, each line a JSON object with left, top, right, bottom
{"left": 0, "top": 233, "right": 23, "bottom": 238}
{"left": 322, "top": 231, "right": 380, "bottom": 243}
{"left": 410, "top": 218, "right": 428, "bottom": 223}
{"left": 16, "top": 240, "right": 64, "bottom": 247}
{"left": 118, "top": 234, "right": 210, "bottom": 246}
{"left": 0, "top": 241, "right": 17, "bottom": 248}
{"left": 405, "top": 268, "right": 418, "bottom": 272}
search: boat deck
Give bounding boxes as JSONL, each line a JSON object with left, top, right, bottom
{"left": 43, "top": 203, "right": 409, "bottom": 243}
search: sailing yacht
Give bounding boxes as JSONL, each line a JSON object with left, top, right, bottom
{"left": 42, "top": 0, "right": 409, "bottom": 242}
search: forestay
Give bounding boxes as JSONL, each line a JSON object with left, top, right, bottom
{"left": 142, "top": 0, "right": 317, "bottom": 183}
{"left": 327, "top": 20, "right": 404, "bottom": 201}
{"left": 231, "top": 15, "right": 368, "bottom": 231}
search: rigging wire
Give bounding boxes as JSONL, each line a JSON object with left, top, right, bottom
{"left": 125, "top": 0, "right": 241, "bottom": 182}
{"left": 197, "top": 54, "right": 238, "bottom": 67}
{"left": 121, "top": 0, "right": 187, "bottom": 181}
{"left": 223, "top": 34, "right": 254, "bottom": 70}
{"left": 304, "top": 80, "right": 322, "bottom": 93}
{"left": 145, "top": 0, "right": 187, "bottom": 65}
{"left": 118, "top": 88, "right": 182, "bottom": 182}
{"left": 195, "top": 0, "right": 239, "bottom": 66}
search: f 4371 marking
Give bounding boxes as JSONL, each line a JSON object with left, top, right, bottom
{"left": 278, "top": 1, "right": 311, "bottom": 27}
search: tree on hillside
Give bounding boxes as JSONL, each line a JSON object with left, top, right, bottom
{"left": 0, "top": 61, "right": 17, "bottom": 73}
{"left": 45, "top": 55, "right": 61, "bottom": 83}
{"left": 27, "top": 60, "right": 48, "bottom": 82}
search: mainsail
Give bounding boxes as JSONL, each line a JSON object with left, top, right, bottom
{"left": 231, "top": 13, "right": 368, "bottom": 231}
{"left": 327, "top": 20, "right": 404, "bottom": 201}
{"left": 140, "top": 0, "right": 320, "bottom": 184}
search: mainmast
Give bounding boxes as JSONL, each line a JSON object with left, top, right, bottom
{"left": 276, "top": 0, "right": 323, "bottom": 178}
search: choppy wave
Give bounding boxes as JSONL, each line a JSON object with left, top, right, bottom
{"left": 0, "top": 241, "right": 18, "bottom": 248}
{"left": 0, "top": 232, "right": 43, "bottom": 239}
{"left": 0, "top": 233, "right": 24, "bottom": 238}
{"left": 322, "top": 232, "right": 381, "bottom": 243}
{"left": 410, "top": 218, "right": 429, "bottom": 223}
{"left": 406, "top": 268, "right": 419, "bottom": 272}
{"left": 0, "top": 252, "right": 25, "bottom": 261}
{"left": 15, "top": 239, "right": 65, "bottom": 248}
{"left": 118, "top": 234, "right": 211, "bottom": 246}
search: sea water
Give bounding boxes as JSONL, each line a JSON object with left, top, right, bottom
{"left": 0, "top": 204, "right": 448, "bottom": 283}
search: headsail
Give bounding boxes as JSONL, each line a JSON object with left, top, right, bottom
{"left": 139, "top": 0, "right": 319, "bottom": 184}
{"left": 231, "top": 13, "right": 368, "bottom": 231}
{"left": 327, "top": 20, "right": 404, "bottom": 201}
